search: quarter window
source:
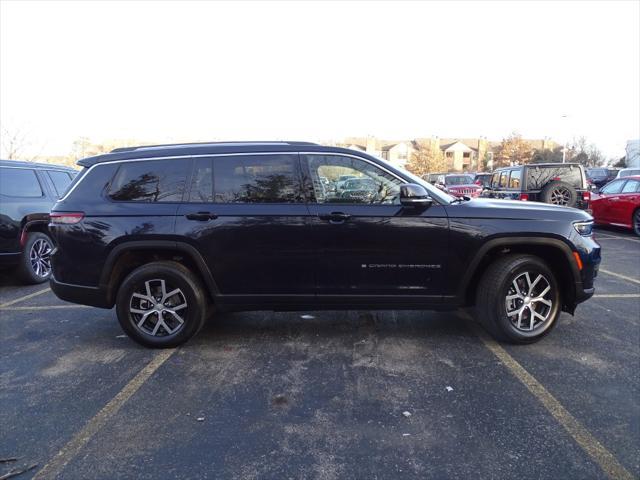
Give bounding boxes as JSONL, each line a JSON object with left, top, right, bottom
{"left": 303, "top": 154, "right": 403, "bottom": 205}
{"left": 0, "top": 168, "right": 43, "bottom": 197}
{"left": 109, "top": 159, "right": 188, "bottom": 202}
{"left": 47, "top": 170, "right": 73, "bottom": 197}
{"left": 190, "top": 154, "right": 302, "bottom": 203}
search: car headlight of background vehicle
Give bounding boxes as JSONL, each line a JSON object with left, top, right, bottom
{"left": 573, "top": 220, "right": 593, "bottom": 236}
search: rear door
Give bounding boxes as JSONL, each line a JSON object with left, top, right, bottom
{"left": 175, "top": 153, "right": 314, "bottom": 300}
{"left": 301, "top": 153, "right": 449, "bottom": 300}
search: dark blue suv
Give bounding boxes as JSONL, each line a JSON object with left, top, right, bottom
{"left": 0, "top": 160, "right": 77, "bottom": 283}
{"left": 49, "top": 142, "right": 600, "bottom": 347}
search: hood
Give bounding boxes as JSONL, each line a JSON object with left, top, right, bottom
{"left": 447, "top": 198, "right": 593, "bottom": 222}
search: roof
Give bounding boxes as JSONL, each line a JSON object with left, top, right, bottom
{"left": 0, "top": 159, "right": 77, "bottom": 171}
{"left": 78, "top": 141, "right": 325, "bottom": 167}
{"left": 75, "top": 141, "right": 385, "bottom": 168}
{"left": 381, "top": 143, "right": 398, "bottom": 151}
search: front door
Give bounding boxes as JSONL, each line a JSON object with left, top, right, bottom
{"left": 301, "top": 153, "right": 449, "bottom": 300}
{"left": 175, "top": 153, "right": 314, "bottom": 301}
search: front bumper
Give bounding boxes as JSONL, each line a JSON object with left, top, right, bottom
{"left": 50, "top": 275, "right": 112, "bottom": 309}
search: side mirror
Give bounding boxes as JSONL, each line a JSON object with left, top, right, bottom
{"left": 400, "top": 184, "right": 433, "bottom": 208}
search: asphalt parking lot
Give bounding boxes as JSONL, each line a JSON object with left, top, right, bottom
{"left": 1, "top": 227, "right": 638, "bottom": 480}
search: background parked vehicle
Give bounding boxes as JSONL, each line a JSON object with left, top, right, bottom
{"left": 0, "top": 160, "right": 77, "bottom": 283}
{"left": 586, "top": 167, "right": 619, "bottom": 189}
{"left": 590, "top": 175, "right": 640, "bottom": 235}
{"left": 435, "top": 173, "right": 482, "bottom": 197}
{"left": 483, "top": 163, "right": 590, "bottom": 209}
{"left": 473, "top": 172, "right": 493, "bottom": 188}
{"left": 615, "top": 167, "right": 640, "bottom": 179}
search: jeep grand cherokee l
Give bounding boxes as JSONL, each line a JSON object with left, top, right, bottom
{"left": 49, "top": 142, "right": 600, "bottom": 348}
{"left": 0, "top": 159, "right": 77, "bottom": 283}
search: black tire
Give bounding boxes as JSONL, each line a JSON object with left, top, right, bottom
{"left": 539, "top": 181, "right": 578, "bottom": 207}
{"left": 476, "top": 254, "right": 561, "bottom": 344}
{"left": 18, "top": 232, "right": 53, "bottom": 284}
{"left": 633, "top": 208, "right": 640, "bottom": 237}
{"left": 116, "top": 261, "right": 208, "bottom": 348}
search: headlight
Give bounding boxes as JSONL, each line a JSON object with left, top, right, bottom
{"left": 573, "top": 220, "right": 593, "bottom": 236}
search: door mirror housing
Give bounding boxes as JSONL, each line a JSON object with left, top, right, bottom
{"left": 400, "top": 184, "right": 433, "bottom": 208}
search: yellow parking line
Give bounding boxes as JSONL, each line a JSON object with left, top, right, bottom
{"left": 33, "top": 349, "right": 176, "bottom": 480}
{"left": 0, "top": 305, "right": 92, "bottom": 311}
{"left": 464, "top": 317, "right": 634, "bottom": 480}
{"left": 0, "top": 288, "right": 50, "bottom": 308}
{"left": 599, "top": 269, "right": 640, "bottom": 285}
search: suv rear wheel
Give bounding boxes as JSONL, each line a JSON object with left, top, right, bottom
{"left": 476, "top": 254, "right": 560, "bottom": 343}
{"left": 116, "top": 261, "right": 208, "bottom": 348}
{"left": 19, "top": 231, "right": 53, "bottom": 284}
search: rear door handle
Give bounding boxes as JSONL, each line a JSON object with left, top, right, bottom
{"left": 318, "top": 212, "right": 351, "bottom": 224}
{"left": 185, "top": 211, "right": 218, "bottom": 221}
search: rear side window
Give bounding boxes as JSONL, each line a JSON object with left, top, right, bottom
{"left": 491, "top": 172, "right": 500, "bottom": 187}
{"left": 189, "top": 154, "right": 302, "bottom": 203}
{"left": 47, "top": 170, "right": 73, "bottom": 197}
{"left": 621, "top": 179, "right": 640, "bottom": 193}
{"left": 0, "top": 168, "right": 43, "bottom": 197}
{"left": 509, "top": 169, "right": 522, "bottom": 189}
{"left": 527, "top": 165, "right": 583, "bottom": 189}
{"left": 109, "top": 159, "right": 188, "bottom": 202}
{"left": 499, "top": 172, "right": 508, "bottom": 187}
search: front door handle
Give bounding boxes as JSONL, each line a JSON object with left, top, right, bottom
{"left": 318, "top": 212, "right": 351, "bottom": 224}
{"left": 185, "top": 211, "right": 218, "bottom": 221}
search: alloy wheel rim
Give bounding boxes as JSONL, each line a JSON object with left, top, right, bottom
{"left": 550, "top": 187, "right": 571, "bottom": 205}
{"left": 129, "top": 279, "right": 188, "bottom": 337}
{"left": 30, "top": 238, "right": 52, "bottom": 278}
{"left": 505, "top": 271, "right": 554, "bottom": 332}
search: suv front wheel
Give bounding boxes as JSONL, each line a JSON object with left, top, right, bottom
{"left": 116, "top": 261, "right": 208, "bottom": 348}
{"left": 476, "top": 255, "right": 560, "bottom": 343}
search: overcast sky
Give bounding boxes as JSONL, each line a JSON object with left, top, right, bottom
{"left": 1, "top": 0, "right": 638, "bottom": 159}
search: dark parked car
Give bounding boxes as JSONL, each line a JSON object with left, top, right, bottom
{"left": 0, "top": 159, "right": 77, "bottom": 283}
{"left": 483, "top": 163, "right": 590, "bottom": 209}
{"left": 49, "top": 142, "right": 599, "bottom": 347}
{"left": 586, "top": 167, "right": 618, "bottom": 189}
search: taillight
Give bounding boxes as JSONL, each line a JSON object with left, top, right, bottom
{"left": 582, "top": 191, "right": 591, "bottom": 202}
{"left": 50, "top": 212, "right": 84, "bottom": 224}
{"left": 519, "top": 193, "right": 529, "bottom": 201}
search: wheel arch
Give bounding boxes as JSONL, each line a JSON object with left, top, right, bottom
{"left": 100, "top": 240, "right": 219, "bottom": 307}
{"left": 460, "top": 236, "right": 581, "bottom": 313}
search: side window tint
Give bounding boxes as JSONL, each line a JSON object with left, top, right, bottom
{"left": 509, "top": 169, "right": 521, "bottom": 189}
{"left": 304, "top": 154, "right": 402, "bottom": 205}
{"left": 491, "top": 172, "right": 500, "bottom": 187}
{"left": 601, "top": 180, "right": 624, "bottom": 194}
{"left": 109, "top": 159, "right": 188, "bottom": 202}
{"left": 0, "top": 168, "right": 43, "bottom": 197}
{"left": 189, "top": 158, "right": 213, "bottom": 202}
{"left": 212, "top": 154, "right": 302, "bottom": 203}
{"left": 47, "top": 170, "right": 73, "bottom": 197}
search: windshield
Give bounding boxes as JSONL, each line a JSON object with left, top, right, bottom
{"left": 621, "top": 169, "right": 640, "bottom": 177}
{"left": 588, "top": 168, "right": 607, "bottom": 177}
{"left": 445, "top": 175, "right": 474, "bottom": 186}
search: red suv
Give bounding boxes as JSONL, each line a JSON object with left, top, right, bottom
{"left": 435, "top": 174, "right": 482, "bottom": 198}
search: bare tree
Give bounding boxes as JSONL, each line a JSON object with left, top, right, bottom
{"left": 0, "top": 125, "right": 33, "bottom": 160}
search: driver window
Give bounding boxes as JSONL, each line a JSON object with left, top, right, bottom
{"left": 601, "top": 180, "right": 624, "bottom": 194}
{"left": 303, "top": 154, "right": 403, "bottom": 205}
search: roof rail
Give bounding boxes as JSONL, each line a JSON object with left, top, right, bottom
{"left": 110, "top": 141, "right": 318, "bottom": 154}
